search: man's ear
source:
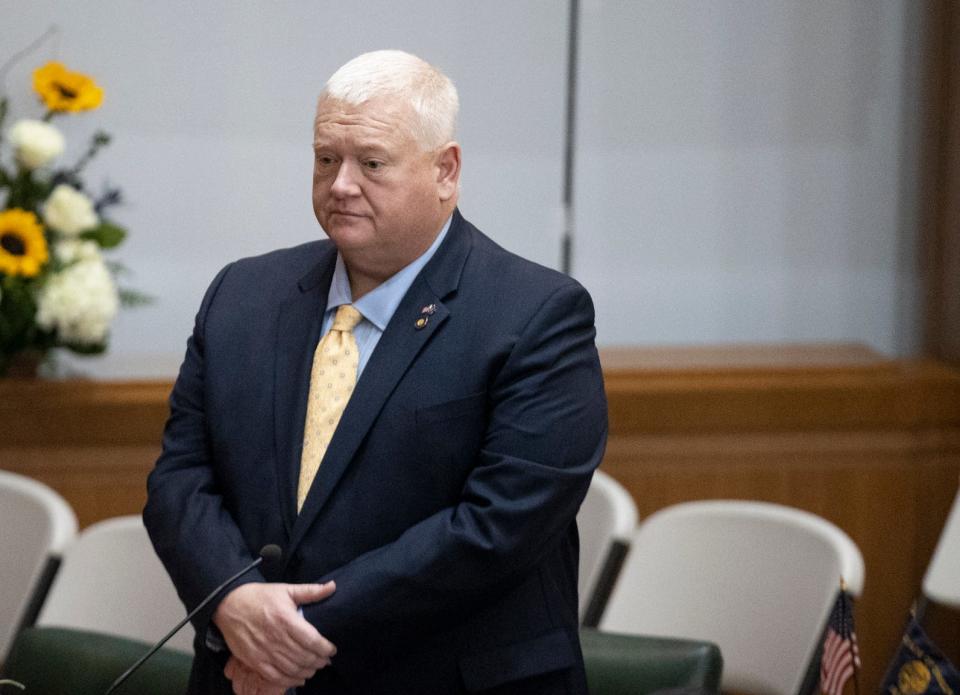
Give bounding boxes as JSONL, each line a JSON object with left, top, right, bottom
{"left": 435, "top": 142, "right": 461, "bottom": 201}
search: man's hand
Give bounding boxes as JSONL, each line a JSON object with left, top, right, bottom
{"left": 224, "top": 656, "right": 288, "bottom": 695}
{"left": 214, "top": 582, "right": 337, "bottom": 686}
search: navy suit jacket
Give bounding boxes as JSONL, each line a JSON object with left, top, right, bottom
{"left": 144, "top": 210, "right": 608, "bottom": 693}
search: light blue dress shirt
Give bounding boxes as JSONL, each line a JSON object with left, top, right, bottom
{"left": 320, "top": 215, "right": 451, "bottom": 376}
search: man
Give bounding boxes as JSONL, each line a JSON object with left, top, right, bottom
{"left": 145, "top": 50, "right": 607, "bottom": 694}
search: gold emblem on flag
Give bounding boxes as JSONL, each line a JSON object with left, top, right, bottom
{"left": 897, "top": 660, "right": 932, "bottom": 695}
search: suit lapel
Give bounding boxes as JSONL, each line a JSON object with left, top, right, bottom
{"left": 274, "top": 247, "right": 337, "bottom": 536}
{"left": 290, "top": 210, "right": 473, "bottom": 550}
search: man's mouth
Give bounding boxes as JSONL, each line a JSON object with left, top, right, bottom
{"left": 329, "top": 209, "right": 365, "bottom": 217}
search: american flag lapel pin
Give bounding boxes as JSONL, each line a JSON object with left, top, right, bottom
{"left": 415, "top": 304, "right": 436, "bottom": 330}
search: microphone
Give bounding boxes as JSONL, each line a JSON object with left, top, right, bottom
{"left": 105, "top": 544, "right": 283, "bottom": 695}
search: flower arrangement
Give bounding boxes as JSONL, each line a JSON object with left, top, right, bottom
{"left": 0, "top": 61, "right": 146, "bottom": 376}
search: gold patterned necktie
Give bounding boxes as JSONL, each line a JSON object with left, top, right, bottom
{"left": 297, "top": 304, "right": 363, "bottom": 512}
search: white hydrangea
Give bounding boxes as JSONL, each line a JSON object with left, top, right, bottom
{"left": 43, "top": 184, "right": 99, "bottom": 237}
{"left": 36, "top": 258, "right": 119, "bottom": 346}
{"left": 54, "top": 239, "right": 102, "bottom": 264}
{"left": 8, "top": 119, "right": 65, "bottom": 169}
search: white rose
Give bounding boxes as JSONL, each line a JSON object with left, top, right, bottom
{"left": 54, "top": 239, "right": 102, "bottom": 264}
{"left": 8, "top": 119, "right": 65, "bottom": 169}
{"left": 43, "top": 184, "right": 99, "bottom": 237}
{"left": 36, "top": 258, "right": 119, "bottom": 346}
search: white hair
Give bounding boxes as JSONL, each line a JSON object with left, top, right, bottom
{"left": 320, "top": 50, "right": 459, "bottom": 150}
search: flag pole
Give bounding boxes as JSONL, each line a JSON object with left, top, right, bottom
{"left": 841, "top": 577, "right": 861, "bottom": 695}
{"left": 561, "top": 0, "right": 579, "bottom": 276}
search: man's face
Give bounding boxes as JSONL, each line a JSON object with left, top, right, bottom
{"left": 312, "top": 96, "right": 457, "bottom": 281}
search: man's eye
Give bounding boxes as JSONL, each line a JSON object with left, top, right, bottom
{"left": 363, "top": 160, "right": 383, "bottom": 171}
{"left": 316, "top": 155, "right": 336, "bottom": 166}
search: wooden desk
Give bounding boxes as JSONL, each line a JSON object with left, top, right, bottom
{"left": 4, "top": 343, "right": 960, "bottom": 690}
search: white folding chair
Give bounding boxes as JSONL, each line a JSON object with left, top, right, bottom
{"left": 923, "top": 483, "right": 960, "bottom": 609}
{"left": 600, "top": 500, "right": 864, "bottom": 695}
{"left": 577, "top": 469, "right": 638, "bottom": 626}
{"left": 37, "top": 515, "right": 194, "bottom": 653}
{"left": 0, "top": 470, "right": 77, "bottom": 661}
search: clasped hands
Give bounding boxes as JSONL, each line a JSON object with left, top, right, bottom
{"left": 214, "top": 581, "right": 337, "bottom": 695}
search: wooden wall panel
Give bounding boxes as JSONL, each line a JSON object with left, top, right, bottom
{"left": 4, "top": 344, "right": 960, "bottom": 691}
{"left": 2, "top": 446, "right": 159, "bottom": 529}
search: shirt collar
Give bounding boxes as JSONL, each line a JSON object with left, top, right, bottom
{"left": 325, "top": 215, "right": 452, "bottom": 331}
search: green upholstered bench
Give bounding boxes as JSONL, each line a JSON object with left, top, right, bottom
{"left": 1, "top": 626, "right": 191, "bottom": 695}
{"left": 2, "top": 626, "right": 720, "bottom": 695}
{"left": 581, "top": 629, "right": 723, "bottom": 695}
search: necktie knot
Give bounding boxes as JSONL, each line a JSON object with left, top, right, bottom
{"left": 332, "top": 304, "right": 363, "bottom": 332}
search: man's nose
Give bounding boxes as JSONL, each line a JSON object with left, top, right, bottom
{"left": 330, "top": 161, "right": 361, "bottom": 197}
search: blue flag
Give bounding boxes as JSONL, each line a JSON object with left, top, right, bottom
{"left": 879, "top": 616, "right": 960, "bottom": 695}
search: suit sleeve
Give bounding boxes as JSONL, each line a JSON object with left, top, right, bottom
{"left": 143, "top": 263, "right": 267, "bottom": 638}
{"left": 302, "top": 280, "right": 608, "bottom": 646}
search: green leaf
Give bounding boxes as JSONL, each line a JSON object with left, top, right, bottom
{"left": 0, "top": 97, "right": 8, "bottom": 150}
{"left": 4, "top": 166, "right": 53, "bottom": 211}
{"left": 81, "top": 222, "right": 127, "bottom": 249}
{"left": 105, "top": 260, "right": 129, "bottom": 275}
{"left": 118, "top": 288, "right": 154, "bottom": 307}
{"left": 64, "top": 340, "right": 108, "bottom": 355}
{"left": 0, "top": 277, "right": 39, "bottom": 354}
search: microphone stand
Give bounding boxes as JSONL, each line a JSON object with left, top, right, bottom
{"left": 105, "top": 545, "right": 281, "bottom": 695}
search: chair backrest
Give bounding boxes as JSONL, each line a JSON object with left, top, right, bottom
{"left": 580, "top": 628, "right": 723, "bottom": 695}
{"left": 923, "top": 484, "right": 960, "bottom": 609}
{"left": 4, "top": 626, "right": 192, "bottom": 695}
{"left": 37, "top": 515, "right": 194, "bottom": 653}
{"left": 0, "top": 471, "right": 77, "bottom": 661}
{"left": 600, "top": 500, "right": 864, "bottom": 695}
{"left": 577, "top": 470, "right": 639, "bottom": 626}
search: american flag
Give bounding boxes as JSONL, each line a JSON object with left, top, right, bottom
{"left": 820, "top": 588, "right": 861, "bottom": 695}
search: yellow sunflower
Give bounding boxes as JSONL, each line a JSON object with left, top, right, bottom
{"left": 0, "top": 209, "right": 49, "bottom": 278}
{"left": 33, "top": 62, "right": 104, "bottom": 113}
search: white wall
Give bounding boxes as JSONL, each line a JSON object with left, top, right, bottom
{"left": 2, "top": 1, "right": 924, "bottom": 377}
{"left": 4, "top": 1, "right": 568, "bottom": 377}
{"left": 574, "top": 0, "right": 924, "bottom": 354}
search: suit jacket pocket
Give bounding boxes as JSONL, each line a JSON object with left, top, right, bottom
{"left": 458, "top": 627, "right": 577, "bottom": 692}
{"left": 415, "top": 391, "right": 487, "bottom": 425}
